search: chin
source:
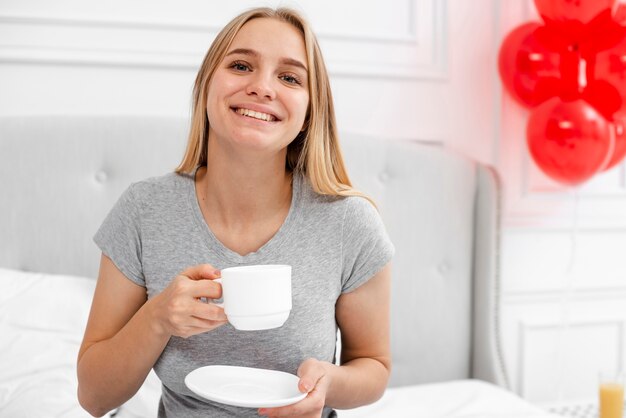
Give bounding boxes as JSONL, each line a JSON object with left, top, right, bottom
{"left": 231, "top": 130, "right": 295, "bottom": 150}
{"left": 230, "top": 135, "right": 282, "bottom": 152}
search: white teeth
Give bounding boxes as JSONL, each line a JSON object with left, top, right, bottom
{"left": 236, "top": 108, "right": 276, "bottom": 122}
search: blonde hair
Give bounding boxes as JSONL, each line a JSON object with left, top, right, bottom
{"left": 176, "top": 7, "right": 370, "bottom": 202}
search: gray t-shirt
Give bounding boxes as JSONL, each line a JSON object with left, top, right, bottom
{"left": 94, "top": 170, "right": 394, "bottom": 418}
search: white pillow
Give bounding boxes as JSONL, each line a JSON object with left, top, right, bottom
{"left": 0, "top": 268, "right": 98, "bottom": 417}
{"left": 0, "top": 268, "right": 161, "bottom": 417}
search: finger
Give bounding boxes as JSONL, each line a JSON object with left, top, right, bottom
{"left": 189, "top": 279, "right": 223, "bottom": 299}
{"left": 188, "top": 317, "right": 228, "bottom": 330}
{"left": 185, "top": 317, "right": 227, "bottom": 329}
{"left": 180, "top": 264, "right": 220, "bottom": 281}
{"left": 258, "top": 389, "right": 324, "bottom": 417}
{"left": 177, "top": 321, "right": 227, "bottom": 338}
{"left": 258, "top": 366, "right": 329, "bottom": 417}
{"left": 258, "top": 404, "right": 309, "bottom": 417}
{"left": 192, "top": 301, "right": 228, "bottom": 321}
{"left": 297, "top": 359, "right": 326, "bottom": 394}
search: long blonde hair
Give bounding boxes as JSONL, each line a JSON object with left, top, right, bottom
{"left": 176, "top": 7, "right": 368, "bottom": 201}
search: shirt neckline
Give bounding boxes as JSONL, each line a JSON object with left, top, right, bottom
{"left": 186, "top": 166, "right": 301, "bottom": 265}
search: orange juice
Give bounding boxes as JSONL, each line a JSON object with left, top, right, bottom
{"left": 600, "top": 382, "right": 624, "bottom": 418}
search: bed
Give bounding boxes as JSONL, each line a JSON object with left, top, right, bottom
{"left": 0, "top": 115, "right": 558, "bottom": 417}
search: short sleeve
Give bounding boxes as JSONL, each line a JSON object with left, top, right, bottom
{"left": 93, "top": 184, "right": 145, "bottom": 287}
{"left": 341, "top": 197, "right": 395, "bottom": 293}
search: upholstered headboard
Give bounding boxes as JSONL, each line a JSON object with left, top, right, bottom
{"left": 0, "top": 116, "right": 508, "bottom": 390}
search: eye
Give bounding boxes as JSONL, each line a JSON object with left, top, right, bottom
{"left": 280, "top": 73, "right": 303, "bottom": 85}
{"left": 230, "top": 61, "right": 251, "bottom": 72}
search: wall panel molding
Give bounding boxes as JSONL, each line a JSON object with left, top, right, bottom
{"left": 504, "top": 287, "right": 626, "bottom": 304}
{"left": 0, "top": 0, "right": 447, "bottom": 79}
{"left": 517, "top": 319, "right": 624, "bottom": 401}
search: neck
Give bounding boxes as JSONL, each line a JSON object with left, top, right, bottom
{"left": 196, "top": 144, "right": 293, "bottom": 228}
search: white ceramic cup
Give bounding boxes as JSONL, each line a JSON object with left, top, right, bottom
{"left": 215, "top": 264, "right": 292, "bottom": 331}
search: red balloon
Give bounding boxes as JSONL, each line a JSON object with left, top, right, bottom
{"left": 498, "top": 23, "right": 563, "bottom": 107}
{"left": 534, "top": 0, "right": 617, "bottom": 44}
{"left": 583, "top": 11, "right": 625, "bottom": 52}
{"left": 593, "top": 31, "right": 626, "bottom": 117}
{"left": 582, "top": 80, "right": 622, "bottom": 119}
{"left": 534, "top": 0, "right": 616, "bottom": 25}
{"left": 527, "top": 98, "right": 613, "bottom": 184}
{"left": 604, "top": 111, "right": 626, "bottom": 170}
{"left": 616, "top": 3, "right": 626, "bottom": 25}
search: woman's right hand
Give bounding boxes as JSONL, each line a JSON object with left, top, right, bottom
{"left": 148, "top": 264, "right": 228, "bottom": 338}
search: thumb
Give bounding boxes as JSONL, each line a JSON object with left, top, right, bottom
{"left": 297, "top": 359, "right": 326, "bottom": 393}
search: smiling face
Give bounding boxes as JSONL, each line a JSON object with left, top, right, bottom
{"left": 205, "top": 17, "right": 310, "bottom": 158}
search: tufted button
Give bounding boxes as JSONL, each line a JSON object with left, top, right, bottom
{"left": 94, "top": 170, "right": 108, "bottom": 184}
{"left": 378, "top": 171, "right": 391, "bottom": 183}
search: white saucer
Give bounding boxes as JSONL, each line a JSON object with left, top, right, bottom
{"left": 185, "top": 365, "right": 307, "bottom": 408}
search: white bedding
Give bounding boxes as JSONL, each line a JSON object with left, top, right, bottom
{"left": 0, "top": 268, "right": 158, "bottom": 418}
{"left": 337, "top": 380, "right": 560, "bottom": 418}
{"left": 0, "top": 268, "right": 558, "bottom": 418}
{"left": 0, "top": 268, "right": 97, "bottom": 417}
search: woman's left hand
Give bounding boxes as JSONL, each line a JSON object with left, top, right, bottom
{"left": 258, "top": 358, "right": 331, "bottom": 418}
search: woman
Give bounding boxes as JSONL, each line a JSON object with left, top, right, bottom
{"left": 77, "top": 7, "right": 394, "bottom": 418}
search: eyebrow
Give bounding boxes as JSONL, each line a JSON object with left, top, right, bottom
{"left": 225, "top": 48, "right": 308, "bottom": 72}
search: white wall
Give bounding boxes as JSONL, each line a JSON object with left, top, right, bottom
{"left": 497, "top": 0, "right": 626, "bottom": 407}
{"left": 0, "top": 0, "right": 443, "bottom": 140}
{"left": 2, "top": 0, "right": 625, "bottom": 406}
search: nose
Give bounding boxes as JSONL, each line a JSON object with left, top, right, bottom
{"left": 245, "top": 71, "right": 276, "bottom": 100}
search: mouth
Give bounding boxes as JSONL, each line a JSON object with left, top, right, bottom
{"left": 232, "top": 107, "right": 280, "bottom": 122}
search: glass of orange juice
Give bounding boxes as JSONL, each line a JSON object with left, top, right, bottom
{"left": 600, "top": 371, "right": 624, "bottom": 418}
